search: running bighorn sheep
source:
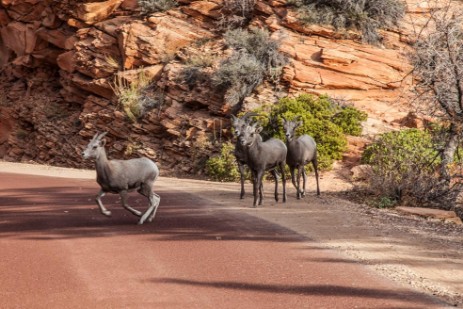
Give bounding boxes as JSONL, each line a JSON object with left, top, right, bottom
{"left": 231, "top": 112, "right": 259, "bottom": 199}
{"left": 82, "top": 132, "right": 161, "bottom": 225}
{"left": 239, "top": 123, "right": 287, "bottom": 207}
{"left": 282, "top": 116, "right": 320, "bottom": 198}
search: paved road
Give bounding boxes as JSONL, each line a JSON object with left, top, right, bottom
{"left": 0, "top": 172, "right": 449, "bottom": 308}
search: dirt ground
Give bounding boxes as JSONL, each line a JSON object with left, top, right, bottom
{"left": 1, "top": 161, "right": 462, "bottom": 307}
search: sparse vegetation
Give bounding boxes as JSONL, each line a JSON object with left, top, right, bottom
{"left": 288, "top": 0, "right": 405, "bottom": 44}
{"left": 411, "top": 2, "right": 463, "bottom": 181}
{"left": 177, "top": 50, "right": 217, "bottom": 88}
{"left": 212, "top": 27, "right": 287, "bottom": 110}
{"left": 217, "top": 0, "right": 256, "bottom": 29}
{"left": 110, "top": 70, "right": 154, "bottom": 122}
{"left": 103, "top": 56, "right": 120, "bottom": 72}
{"left": 138, "top": 0, "right": 177, "bottom": 13}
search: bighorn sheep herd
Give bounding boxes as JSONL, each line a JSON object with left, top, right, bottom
{"left": 232, "top": 113, "right": 320, "bottom": 207}
{"left": 81, "top": 113, "right": 319, "bottom": 224}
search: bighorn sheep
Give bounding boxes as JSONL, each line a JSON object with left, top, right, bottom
{"left": 282, "top": 116, "right": 320, "bottom": 198}
{"left": 239, "top": 123, "right": 287, "bottom": 207}
{"left": 82, "top": 132, "right": 160, "bottom": 225}
{"left": 231, "top": 112, "right": 259, "bottom": 199}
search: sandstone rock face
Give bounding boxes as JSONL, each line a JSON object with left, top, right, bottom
{"left": 0, "top": 0, "right": 442, "bottom": 175}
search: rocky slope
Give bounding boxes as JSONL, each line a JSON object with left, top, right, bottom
{"left": 0, "top": 0, "right": 433, "bottom": 175}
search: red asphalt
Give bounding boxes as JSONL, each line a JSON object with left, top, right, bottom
{"left": 0, "top": 172, "right": 449, "bottom": 308}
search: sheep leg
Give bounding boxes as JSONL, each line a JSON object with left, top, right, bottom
{"left": 280, "top": 162, "right": 287, "bottom": 203}
{"left": 313, "top": 160, "right": 320, "bottom": 196}
{"left": 120, "top": 190, "right": 142, "bottom": 217}
{"left": 297, "top": 166, "right": 304, "bottom": 199}
{"left": 272, "top": 169, "right": 279, "bottom": 202}
{"left": 147, "top": 193, "right": 161, "bottom": 223}
{"left": 139, "top": 193, "right": 161, "bottom": 225}
{"left": 252, "top": 170, "right": 263, "bottom": 207}
{"left": 251, "top": 171, "right": 258, "bottom": 207}
{"left": 258, "top": 175, "right": 264, "bottom": 206}
{"left": 95, "top": 190, "right": 111, "bottom": 217}
{"left": 290, "top": 167, "right": 297, "bottom": 190}
{"left": 301, "top": 167, "right": 307, "bottom": 197}
{"left": 238, "top": 162, "right": 246, "bottom": 199}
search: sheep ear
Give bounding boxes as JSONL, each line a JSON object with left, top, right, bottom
{"left": 255, "top": 126, "right": 263, "bottom": 134}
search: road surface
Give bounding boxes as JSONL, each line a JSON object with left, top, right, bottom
{"left": 0, "top": 170, "right": 450, "bottom": 308}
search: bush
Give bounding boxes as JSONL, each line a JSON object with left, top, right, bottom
{"left": 332, "top": 105, "right": 368, "bottom": 136}
{"left": 289, "top": 0, "right": 405, "bottom": 44}
{"left": 212, "top": 27, "right": 287, "bottom": 108}
{"left": 361, "top": 128, "right": 462, "bottom": 209}
{"left": 205, "top": 142, "right": 240, "bottom": 181}
{"left": 138, "top": 0, "right": 177, "bottom": 13}
{"left": 212, "top": 52, "right": 265, "bottom": 106}
{"left": 257, "top": 94, "right": 366, "bottom": 170}
{"left": 110, "top": 70, "right": 157, "bottom": 122}
{"left": 218, "top": 0, "right": 256, "bottom": 29}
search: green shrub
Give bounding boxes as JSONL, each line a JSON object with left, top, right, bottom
{"left": 205, "top": 142, "right": 240, "bottom": 181}
{"left": 332, "top": 105, "right": 368, "bottom": 136}
{"left": 361, "top": 128, "right": 462, "bottom": 209}
{"left": 289, "top": 0, "right": 405, "bottom": 44}
{"left": 362, "top": 129, "right": 439, "bottom": 171}
{"left": 257, "top": 94, "right": 367, "bottom": 170}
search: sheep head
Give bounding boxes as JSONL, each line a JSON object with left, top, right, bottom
{"left": 82, "top": 132, "right": 108, "bottom": 160}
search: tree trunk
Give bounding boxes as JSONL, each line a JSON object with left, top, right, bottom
{"left": 440, "top": 124, "right": 460, "bottom": 181}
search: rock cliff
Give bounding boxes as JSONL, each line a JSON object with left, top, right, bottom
{"left": 0, "top": 0, "right": 434, "bottom": 176}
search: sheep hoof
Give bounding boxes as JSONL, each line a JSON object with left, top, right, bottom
{"left": 102, "top": 210, "right": 112, "bottom": 217}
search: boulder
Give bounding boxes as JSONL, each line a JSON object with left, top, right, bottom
{"left": 396, "top": 206, "right": 463, "bottom": 225}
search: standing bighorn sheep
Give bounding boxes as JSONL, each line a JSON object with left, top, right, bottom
{"left": 231, "top": 112, "right": 259, "bottom": 199}
{"left": 239, "top": 122, "right": 287, "bottom": 207}
{"left": 82, "top": 132, "right": 160, "bottom": 225}
{"left": 282, "top": 116, "right": 320, "bottom": 198}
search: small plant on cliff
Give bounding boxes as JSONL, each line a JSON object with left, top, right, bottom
{"left": 177, "top": 49, "right": 217, "bottom": 88}
{"left": 288, "top": 0, "right": 405, "bottom": 44}
{"left": 110, "top": 70, "right": 151, "bottom": 122}
{"left": 212, "top": 27, "right": 287, "bottom": 110}
{"left": 138, "top": 0, "right": 177, "bottom": 13}
{"left": 217, "top": 0, "right": 256, "bottom": 29}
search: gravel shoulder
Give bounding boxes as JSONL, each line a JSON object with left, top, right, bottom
{"left": 1, "top": 161, "right": 462, "bottom": 307}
